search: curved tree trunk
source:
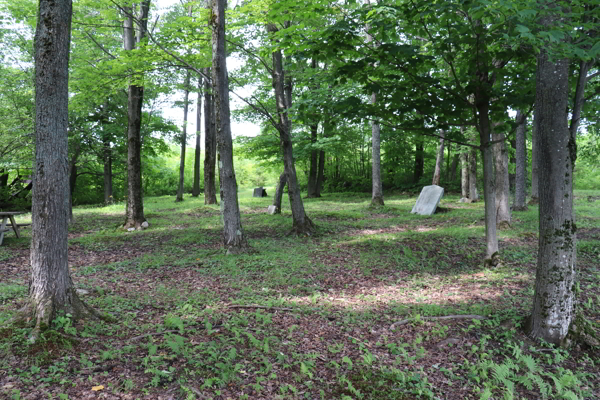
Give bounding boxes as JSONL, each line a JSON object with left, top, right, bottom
{"left": 123, "top": 0, "right": 150, "bottom": 230}
{"left": 272, "top": 172, "right": 286, "bottom": 214}
{"left": 212, "top": 0, "right": 246, "bottom": 252}
{"left": 28, "top": 0, "right": 93, "bottom": 339}
{"left": 204, "top": 68, "right": 218, "bottom": 205}
{"left": 513, "top": 110, "right": 528, "bottom": 211}
{"left": 493, "top": 132, "right": 511, "bottom": 226}
{"left": 268, "top": 24, "right": 314, "bottom": 235}
{"left": 528, "top": 44, "right": 575, "bottom": 345}
{"left": 192, "top": 77, "right": 202, "bottom": 197}
{"left": 432, "top": 131, "right": 445, "bottom": 186}
{"left": 176, "top": 72, "right": 191, "bottom": 202}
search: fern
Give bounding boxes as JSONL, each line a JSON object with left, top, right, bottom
{"left": 521, "top": 354, "right": 538, "bottom": 373}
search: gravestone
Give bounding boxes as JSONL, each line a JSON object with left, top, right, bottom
{"left": 411, "top": 185, "right": 444, "bottom": 215}
{"left": 267, "top": 205, "right": 278, "bottom": 215}
{"left": 253, "top": 187, "right": 268, "bottom": 197}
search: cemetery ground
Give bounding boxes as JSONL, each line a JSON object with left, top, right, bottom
{"left": 0, "top": 189, "right": 599, "bottom": 400}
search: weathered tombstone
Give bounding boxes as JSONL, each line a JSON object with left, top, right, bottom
{"left": 411, "top": 185, "right": 444, "bottom": 215}
{"left": 253, "top": 187, "right": 268, "bottom": 197}
{"left": 267, "top": 205, "right": 278, "bottom": 215}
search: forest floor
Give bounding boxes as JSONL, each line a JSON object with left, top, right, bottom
{"left": 0, "top": 189, "right": 599, "bottom": 400}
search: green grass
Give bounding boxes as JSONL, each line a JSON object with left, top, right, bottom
{"left": 0, "top": 189, "right": 598, "bottom": 399}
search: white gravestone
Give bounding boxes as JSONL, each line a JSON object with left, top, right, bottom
{"left": 411, "top": 185, "right": 444, "bottom": 215}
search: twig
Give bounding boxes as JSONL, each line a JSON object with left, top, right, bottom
{"left": 228, "top": 304, "right": 296, "bottom": 312}
{"left": 389, "top": 314, "right": 486, "bottom": 331}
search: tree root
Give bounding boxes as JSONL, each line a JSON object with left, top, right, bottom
{"left": 4, "top": 289, "right": 113, "bottom": 343}
{"left": 287, "top": 215, "right": 317, "bottom": 236}
{"left": 567, "top": 314, "right": 600, "bottom": 348}
{"left": 484, "top": 252, "right": 502, "bottom": 268}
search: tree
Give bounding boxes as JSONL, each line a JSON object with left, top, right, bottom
{"left": 212, "top": 0, "right": 247, "bottom": 252}
{"left": 192, "top": 77, "right": 202, "bottom": 197}
{"left": 123, "top": 0, "right": 151, "bottom": 229}
{"left": 493, "top": 130, "right": 511, "bottom": 226}
{"left": 528, "top": 50, "right": 575, "bottom": 344}
{"left": 513, "top": 110, "right": 528, "bottom": 211}
{"left": 204, "top": 68, "right": 218, "bottom": 204}
{"left": 25, "top": 0, "right": 95, "bottom": 339}
{"left": 268, "top": 23, "right": 315, "bottom": 234}
{"left": 432, "top": 130, "right": 445, "bottom": 186}
{"left": 176, "top": 71, "right": 191, "bottom": 202}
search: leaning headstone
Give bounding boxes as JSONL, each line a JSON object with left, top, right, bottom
{"left": 253, "top": 187, "right": 268, "bottom": 197}
{"left": 267, "top": 205, "right": 278, "bottom": 215}
{"left": 411, "top": 185, "right": 444, "bottom": 215}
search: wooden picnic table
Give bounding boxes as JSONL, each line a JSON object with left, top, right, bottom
{"left": 0, "top": 211, "right": 26, "bottom": 245}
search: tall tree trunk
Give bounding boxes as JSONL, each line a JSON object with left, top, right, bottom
{"left": 28, "top": 0, "right": 92, "bottom": 339}
{"left": 468, "top": 147, "right": 478, "bottom": 201}
{"left": 306, "top": 123, "right": 319, "bottom": 198}
{"left": 493, "top": 132, "right": 511, "bottom": 226}
{"left": 212, "top": 0, "right": 246, "bottom": 252}
{"left": 432, "top": 131, "right": 445, "bottom": 186}
{"left": 123, "top": 0, "right": 150, "bottom": 230}
{"left": 192, "top": 77, "right": 202, "bottom": 197}
{"left": 272, "top": 171, "right": 286, "bottom": 214}
{"left": 364, "top": 5, "right": 384, "bottom": 206}
{"left": 68, "top": 143, "right": 81, "bottom": 223}
{"left": 176, "top": 72, "right": 191, "bottom": 202}
{"left": 316, "top": 150, "right": 325, "bottom": 197}
{"left": 370, "top": 92, "right": 384, "bottom": 206}
{"left": 204, "top": 68, "right": 218, "bottom": 205}
{"left": 449, "top": 153, "right": 459, "bottom": 182}
{"left": 460, "top": 152, "right": 469, "bottom": 198}
{"left": 268, "top": 24, "right": 315, "bottom": 235}
{"left": 530, "top": 123, "right": 539, "bottom": 203}
{"left": 475, "top": 101, "right": 498, "bottom": 262}
{"left": 513, "top": 110, "right": 528, "bottom": 211}
{"left": 413, "top": 136, "right": 424, "bottom": 183}
{"left": 103, "top": 132, "right": 113, "bottom": 205}
{"left": 528, "top": 35, "right": 575, "bottom": 345}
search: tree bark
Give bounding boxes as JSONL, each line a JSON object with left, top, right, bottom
{"left": 460, "top": 152, "right": 469, "bottom": 198}
{"left": 103, "top": 131, "right": 113, "bottom": 205}
{"left": 268, "top": 24, "right": 315, "bottom": 235}
{"left": 448, "top": 153, "right": 459, "bottom": 182}
{"left": 176, "top": 72, "right": 191, "bottom": 202}
{"left": 212, "top": 0, "right": 247, "bottom": 252}
{"left": 68, "top": 143, "right": 81, "bottom": 223}
{"left": 528, "top": 42, "right": 575, "bottom": 346}
{"left": 123, "top": 0, "right": 150, "bottom": 230}
{"left": 272, "top": 171, "right": 286, "bottom": 214}
{"left": 306, "top": 122, "right": 319, "bottom": 198}
{"left": 530, "top": 123, "right": 539, "bottom": 204}
{"left": 432, "top": 131, "right": 445, "bottom": 186}
{"left": 493, "top": 132, "right": 511, "bottom": 226}
{"left": 468, "top": 147, "right": 478, "bottom": 201}
{"left": 28, "top": 0, "right": 91, "bottom": 339}
{"left": 192, "top": 77, "right": 202, "bottom": 197}
{"left": 513, "top": 110, "right": 528, "bottom": 211}
{"left": 316, "top": 149, "right": 325, "bottom": 197}
{"left": 370, "top": 92, "right": 384, "bottom": 206}
{"left": 203, "top": 68, "right": 218, "bottom": 205}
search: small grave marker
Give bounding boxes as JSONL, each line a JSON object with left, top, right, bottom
{"left": 411, "top": 185, "right": 444, "bottom": 215}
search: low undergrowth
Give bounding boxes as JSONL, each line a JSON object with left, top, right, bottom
{"left": 0, "top": 189, "right": 598, "bottom": 399}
